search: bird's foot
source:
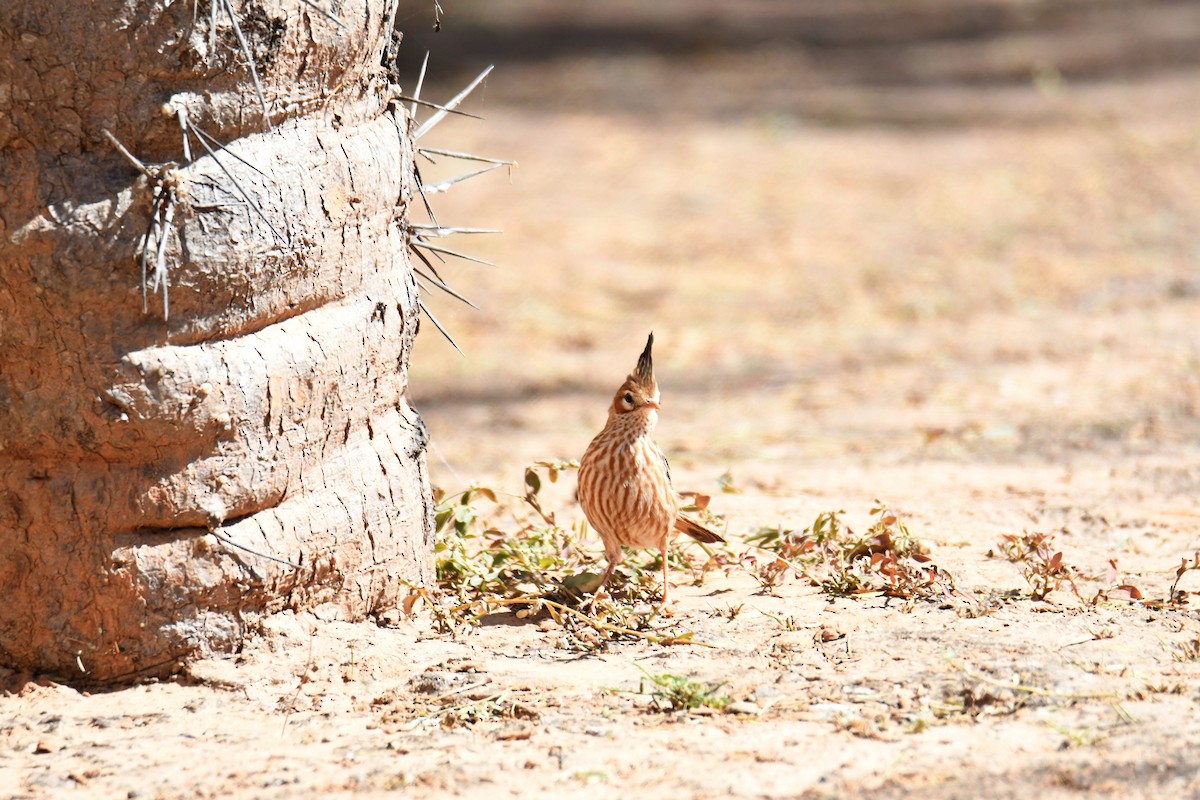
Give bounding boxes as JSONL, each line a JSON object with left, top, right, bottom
{"left": 586, "top": 588, "right": 611, "bottom": 615}
{"left": 656, "top": 590, "right": 674, "bottom": 618}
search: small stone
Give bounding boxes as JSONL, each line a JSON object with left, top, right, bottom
{"left": 752, "top": 684, "right": 780, "bottom": 701}
{"left": 817, "top": 625, "right": 844, "bottom": 642}
{"left": 184, "top": 658, "right": 247, "bottom": 690}
{"left": 725, "top": 701, "right": 761, "bottom": 716}
{"left": 408, "top": 673, "right": 454, "bottom": 695}
{"left": 375, "top": 609, "right": 402, "bottom": 628}
{"left": 33, "top": 737, "right": 63, "bottom": 754}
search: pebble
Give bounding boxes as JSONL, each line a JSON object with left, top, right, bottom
{"left": 33, "top": 736, "right": 64, "bottom": 754}
{"left": 817, "top": 624, "right": 845, "bottom": 642}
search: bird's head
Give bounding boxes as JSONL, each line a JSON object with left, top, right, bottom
{"left": 611, "top": 333, "right": 661, "bottom": 416}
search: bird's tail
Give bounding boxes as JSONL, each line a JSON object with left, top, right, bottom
{"left": 674, "top": 514, "right": 725, "bottom": 544}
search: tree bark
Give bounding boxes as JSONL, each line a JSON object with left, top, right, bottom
{"left": 0, "top": 0, "right": 432, "bottom": 681}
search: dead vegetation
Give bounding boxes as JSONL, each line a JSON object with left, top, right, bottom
{"left": 405, "top": 460, "right": 720, "bottom": 648}
{"left": 408, "top": 461, "right": 983, "bottom": 652}
{"left": 410, "top": 458, "right": 1200, "bottom": 663}
{"left": 743, "top": 504, "right": 957, "bottom": 601}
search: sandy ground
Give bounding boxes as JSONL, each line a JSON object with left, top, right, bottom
{"left": 6, "top": 2, "right": 1200, "bottom": 797}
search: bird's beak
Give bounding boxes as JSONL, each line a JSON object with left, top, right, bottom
{"left": 645, "top": 398, "right": 661, "bottom": 410}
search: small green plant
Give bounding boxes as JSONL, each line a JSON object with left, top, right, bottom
{"left": 743, "top": 503, "right": 955, "bottom": 601}
{"left": 433, "top": 484, "right": 579, "bottom": 602}
{"left": 1089, "top": 559, "right": 1143, "bottom": 605}
{"left": 1044, "top": 720, "right": 1110, "bottom": 749}
{"left": 1166, "top": 551, "right": 1200, "bottom": 605}
{"left": 409, "top": 460, "right": 714, "bottom": 649}
{"left": 636, "top": 669, "right": 730, "bottom": 712}
{"left": 715, "top": 603, "right": 744, "bottom": 621}
{"left": 995, "top": 531, "right": 1081, "bottom": 602}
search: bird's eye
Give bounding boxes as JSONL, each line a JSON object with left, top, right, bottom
{"left": 623, "top": 392, "right": 634, "bottom": 406}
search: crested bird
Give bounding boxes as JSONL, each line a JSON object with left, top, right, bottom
{"left": 577, "top": 332, "right": 725, "bottom": 608}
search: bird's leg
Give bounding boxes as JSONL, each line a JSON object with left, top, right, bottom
{"left": 588, "top": 544, "right": 623, "bottom": 613}
{"left": 586, "top": 569, "right": 614, "bottom": 616}
{"left": 658, "top": 543, "right": 674, "bottom": 617}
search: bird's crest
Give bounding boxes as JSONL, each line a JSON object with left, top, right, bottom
{"left": 632, "top": 332, "right": 657, "bottom": 393}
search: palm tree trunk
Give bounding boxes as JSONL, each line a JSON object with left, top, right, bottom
{"left": 0, "top": 0, "right": 431, "bottom": 681}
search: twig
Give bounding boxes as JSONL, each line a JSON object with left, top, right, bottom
{"left": 414, "top": 64, "right": 494, "bottom": 140}
{"left": 299, "top": 0, "right": 346, "bottom": 30}
{"left": 740, "top": 540, "right": 820, "bottom": 582}
{"left": 409, "top": 52, "right": 430, "bottom": 134}
{"left": 407, "top": 224, "right": 501, "bottom": 237}
{"left": 209, "top": 0, "right": 219, "bottom": 55}
{"left": 140, "top": 197, "right": 161, "bottom": 312}
{"left": 399, "top": 690, "right": 510, "bottom": 732}
{"left": 139, "top": 223, "right": 152, "bottom": 313}
{"left": 417, "top": 147, "right": 516, "bottom": 166}
{"left": 415, "top": 271, "right": 479, "bottom": 309}
{"left": 207, "top": 526, "right": 302, "bottom": 569}
{"left": 408, "top": 239, "right": 448, "bottom": 282}
{"left": 101, "top": 128, "right": 153, "bottom": 178}
{"left": 188, "top": 121, "right": 269, "bottom": 176}
{"left": 396, "top": 96, "right": 482, "bottom": 120}
{"left": 282, "top": 627, "right": 317, "bottom": 734}
{"left": 420, "top": 163, "right": 512, "bottom": 195}
{"left": 449, "top": 596, "right": 714, "bottom": 648}
{"left": 412, "top": 162, "right": 439, "bottom": 226}
{"left": 189, "top": 121, "right": 284, "bottom": 242}
{"left": 411, "top": 240, "right": 496, "bottom": 267}
{"left": 418, "top": 298, "right": 465, "bottom": 355}
{"left": 152, "top": 194, "right": 177, "bottom": 319}
{"left": 124, "top": 153, "right": 181, "bottom": 320}
{"left": 944, "top": 656, "right": 1123, "bottom": 701}
{"left": 176, "top": 109, "right": 193, "bottom": 163}
{"left": 221, "top": 0, "right": 274, "bottom": 130}
{"left": 1168, "top": 551, "right": 1200, "bottom": 602}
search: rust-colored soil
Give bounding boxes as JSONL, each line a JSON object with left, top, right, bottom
{"left": 5, "top": 2, "right": 1200, "bottom": 797}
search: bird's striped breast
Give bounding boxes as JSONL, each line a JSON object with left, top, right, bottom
{"left": 578, "top": 413, "right": 677, "bottom": 549}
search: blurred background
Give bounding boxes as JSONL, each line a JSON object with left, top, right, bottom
{"left": 395, "top": 0, "right": 1200, "bottom": 504}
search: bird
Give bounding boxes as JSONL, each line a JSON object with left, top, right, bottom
{"left": 577, "top": 332, "right": 725, "bottom": 609}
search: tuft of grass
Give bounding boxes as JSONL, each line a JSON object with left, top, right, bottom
{"left": 636, "top": 669, "right": 730, "bottom": 713}
{"left": 715, "top": 603, "right": 744, "bottom": 621}
{"left": 1169, "top": 636, "right": 1200, "bottom": 662}
{"left": 1044, "top": 721, "right": 1110, "bottom": 749}
{"left": 753, "top": 606, "right": 801, "bottom": 632}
